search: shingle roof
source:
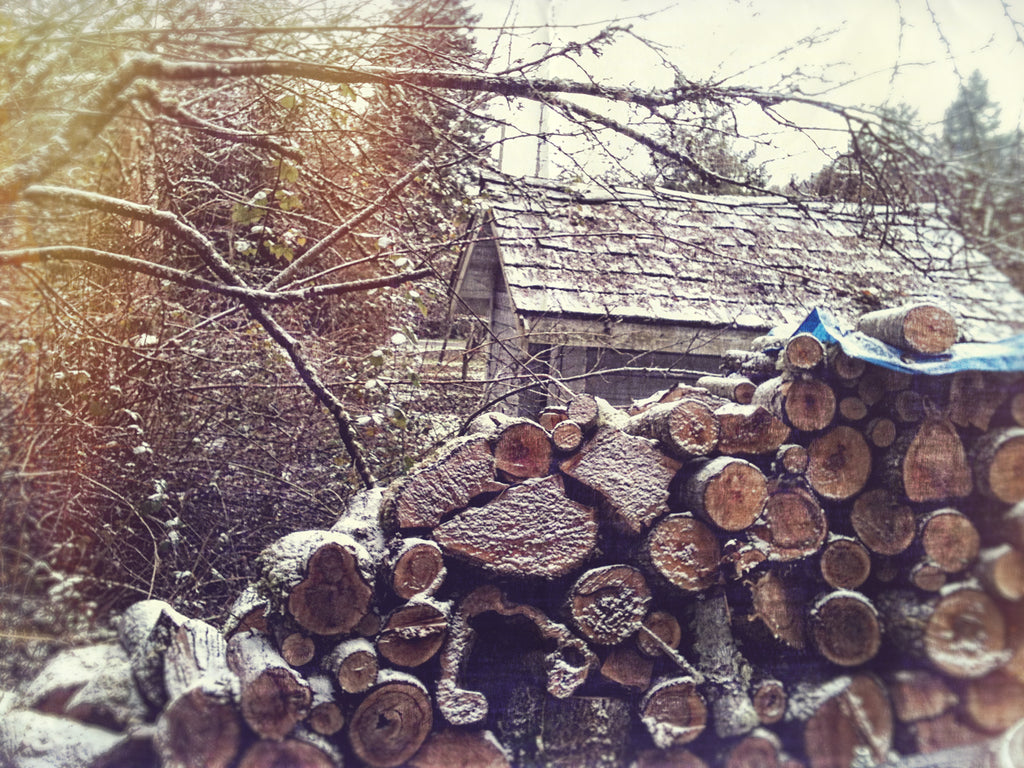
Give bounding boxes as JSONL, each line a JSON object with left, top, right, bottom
{"left": 476, "top": 178, "right": 1024, "bottom": 342}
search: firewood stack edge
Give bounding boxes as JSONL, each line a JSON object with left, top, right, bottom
{"left": 5, "top": 302, "right": 1024, "bottom": 768}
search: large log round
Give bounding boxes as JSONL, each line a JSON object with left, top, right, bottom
{"left": 349, "top": 676, "right": 433, "bottom": 768}
{"left": 806, "top": 426, "right": 871, "bottom": 501}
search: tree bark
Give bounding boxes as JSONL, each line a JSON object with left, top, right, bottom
{"left": 808, "top": 590, "right": 881, "bottom": 667}
{"left": 973, "top": 426, "right": 1024, "bottom": 503}
{"left": 0, "top": 709, "right": 136, "bottom": 768}
{"left": 684, "top": 456, "right": 767, "bottom": 532}
{"left": 856, "top": 303, "right": 958, "bottom": 354}
{"left": 116, "top": 598, "right": 188, "bottom": 710}
{"left": 376, "top": 597, "right": 450, "bottom": 668}
{"left": 567, "top": 392, "right": 600, "bottom": 432}
{"left": 918, "top": 507, "right": 980, "bottom": 573}
{"left": 624, "top": 398, "right": 720, "bottom": 459}
{"left": 226, "top": 629, "right": 312, "bottom": 741}
{"left": 819, "top": 535, "right": 871, "bottom": 590}
{"left": 432, "top": 474, "right": 598, "bottom": 578}
{"left": 348, "top": 671, "right": 433, "bottom": 768}
{"left": 850, "top": 488, "right": 916, "bottom": 556}
{"left": 752, "top": 375, "right": 836, "bottom": 433}
{"left": 568, "top": 564, "right": 652, "bottom": 645}
{"left": 722, "top": 349, "right": 778, "bottom": 382}
{"left": 537, "top": 695, "right": 632, "bottom": 768}
{"left": 323, "top": 637, "right": 378, "bottom": 694}
{"left": 806, "top": 425, "right": 872, "bottom": 501}
{"left": 389, "top": 538, "right": 446, "bottom": 600}
{"left": 645, "top": 513, "right": 721, "bottom": 592}
{"left": 640, "top": 677, "right": 708, "bottom": 748}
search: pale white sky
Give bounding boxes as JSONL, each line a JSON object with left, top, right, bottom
{"left": 469, "top": 0, "right": 1024, "bottom": 181}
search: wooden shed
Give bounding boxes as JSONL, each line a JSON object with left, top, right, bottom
{"left": 452, "top": 177, "right": 1024, "bottom": 411}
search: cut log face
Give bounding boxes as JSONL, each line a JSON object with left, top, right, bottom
{"left": 491, "top": 420, "right": 552, "bottom": 481}
{"left": 923, "top": 586, "right": 1007, "bottom": 679}
{"left": 714, "top": 403, "right": 792, "bottom": 456}
{"left": 639, "top": 677, "right": 708, "bottom": 748}
{"left": 802, "top": 674, "right": 894, "bottom": 768}
{"left": 973, "top": 427, "right": 1024, "bottom": 503}
{"left": 948, "top": 370, "right": 1009, "bottom": 431}
{"left": 324, "top": 637, "right": 378, "bottom": 694}
{"left": 348, "top": 676, "right": 433, "bottom": 768}
{"left": 894, "top": 417, "right": 973, "bottom": 503}
{"left": 624, "top": 399, "right": 721, "bottom": 459}
{"left": 806, "top": 425, "right": 871, "bottom": 501}
{"left": 432, "top": 474, "right": 597, "bottom": 578}
{"left": 550, "top": 420, "right": 584, "bottom": 453}
{"left": 808, "top": 590, "right": 881, "bottom": 667}
{"left": 864, "top": 417, "right": 897, "bottom": 448}
{"left": 819, "top": 536, "right": 871, "bottom": 590}
{"left": 784, "top": 333, "right": 825, "bottom": 371}
{"left": 685, "top": 456, "right": 767, "bottom": 532}
{"left": 637, "top": 611, "right": 683, "bottom": 658}
{"left": 567, "top": 392, "right": 600, "bottom": 432}
{"left": 856, "top": 303, "right": 958, "bottom": 354}
{"left": 390, "top": 538, "right": 446, "bottom": 600}
{"left": 600, "top": 646, "right": 655, "bottom": 690}
{"left": 560, "top": 427, "right": 681, "bottom": 533}
{"left": 885, "top": 670, "right": 957, "bottom": 723}
{"left": 977, "top": 544, "right": 1024, "bottom": 601}
{"left": 755, "top": 483, "right": 828, "bottom": 562}
{"left": 774, "top": 443, "right": 809, "bottom": 474}
{"left": 376, "top": 598, "right": 450, "bottom": 668}
{"left": 405, "top": 729, "right": 511, "bottom": 768}
{"left": 850, "top": 489, "right": 916, "bottom": 556}
{"left": 646, "top": 513, "right": 721, "bottom": 592}
{"left": 751, "top": 680, "right": 787, "bottom": 725}
{"left": 237, "top": 739, "right": 336, "bottom": 768}
{"left": 569, "top": 565, "right": 652, "bottom": 645}
{"left": 919, "top": 508, "right": 980, "bottom": 573}
{"left": 753, "top": 376, "right": 836, "bottom": 433}
{"left": 696, "top": 374, "right": 755, "bottom": 404}
{"left": 155, "top": 681, "right": 242, "bottom": 768}
{"left": 964, "top": 668, "right": 1024, "bottom": 734}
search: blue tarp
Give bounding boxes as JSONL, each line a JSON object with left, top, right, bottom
{"left": 789, "top": 307, "right": 1024, "bottom": 376}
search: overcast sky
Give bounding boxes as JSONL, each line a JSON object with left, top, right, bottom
{"left": 468, "top": 0, "right": 1024, "bottom": 181}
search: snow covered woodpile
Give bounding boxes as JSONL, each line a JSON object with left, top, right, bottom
{"left": 4, "top": 302, "right": 1024, "bottom": 768}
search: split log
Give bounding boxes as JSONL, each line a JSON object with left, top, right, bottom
{"left": 864, "top": 416, "right": 897, "bottom": 448}
{"left": 753, "top": 482, "right": 828, "bottom": 562}
{"left": 226, "top": 629, "right": 312, "bottom": 741}
{"left": 323, "top": 637, "right": 378, "bottom": 694}
{"left": 918, "top": 507, "right": 980, "bottom": 573}
{"left": 384, "top": 436, "right": 506, "bottom": 530}
{"left": 568, "top": 564, "right": 652, "bottom": 645}
{"left": 887, "top": 416, "right": 973, "bottom": 503}
{"left": 640, "top": 676, "right": 708, "bottom": 748}
{"left": 437, "top": 585, "right": 596, "bottom": 725}
{"left": 976, "top": 544, "right": 1024, "bottom": 601}
{"left": 692, "top": 587, "right": 758, "bottom": 738}
{"left": 965, "top": 669, "right": 1024, "bottom": 734}
{"left": 744, "top": 568, "right": 806, "bottom": 650}
{"left": 752, "top": 375, "right": 836, "bottom": 432}
{"left": 819, "top": 535, "right": 872, "bottom": 590}
{"left": 878, "top": 585, "right": 1008, "bottom": 678}
{"left": 348, "top": 671, "right": 433, "bottom": 768}
{"left": 117, "top": 598, "right": 188, "bottom": 710}
{"left": 256, "top": 530, "right": 373, "bottom": 636}
{"left": 600, "top": 645, "right": 654, "bottom": 690}
{"left": 432, "top": 474, "right": 598, "bottom": 578}
{"left": 714, "top": 403, "right": 792, "bottom": 455}
{"left": 885, "top": 669, "right": 957, "bottom": 722}
{"left": 389, "top": 538, "right": 446, "bottom": 600}
{"left": 799, "top": 673, "right": 894, "bottom": 768}
{"left": 973, "top": 426, "right": 1024, "bottom": 503}
{"left": 637, "top": 611, "right": 683, "bottom": 658}
{"left": 550, "top": 419, "right": 584, "bottom": 453}
{"left": 0, "top": 709, "right": 138, "bottom": 768}
{"left": 236, "top": 739, "right": 335, "bottom": 768}
{"left": 856, "top": 303, "right": 958, "bottom": 354}
{"left": 808, "top": 590, "right": 881, "bottom": 667}
{"left": 538, "top": 696, "right": 632, "bottom": 768}
{"left": 623, "top": 399, "right": 720, "bottom": 459}
{"left": 806, "top": 425, "right": 871, "bottom": 501}
{"left": 405, "top": 729, "right": 510, "bottom": 768}
{"left": 773, "top": 443, "right": 809, "bottom": 475}
{"left": 751, "top": 679, "right": 787, "bottom": 725}
{"left": 306, "top": 675, "right": 345, "bottom": 736}
{"left": 782, "top": 332, "right": 825, "bottom": 371}
{"left": 645, "top": 513, "right": 721, "bottom": 592}
{"left": 850, "top": 489, "right": 916, "bottom": 556}
{"left": 696, "top": 374, "right": 755, "bottom": 404}
{"left": 376, "top": 597, "right": 450, "bottom": 668}
{"left": 684, "top": 456, "right": 767, "bottom": 532}
{"left": 560, "top": 427, "right": 681, "bottom": 533}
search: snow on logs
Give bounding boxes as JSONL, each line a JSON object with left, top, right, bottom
{"left": 6, "top": 302, "right": 1024, "bottom": 768}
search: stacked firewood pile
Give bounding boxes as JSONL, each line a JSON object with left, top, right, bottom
{"left": 4, "top": 303, "right": 1024, "bottom": 768}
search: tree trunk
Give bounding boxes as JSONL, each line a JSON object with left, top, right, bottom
{"left": 323, "top": 637, "right": 378, "bottom": 694}
{"left": 753, "top": 482, "right": 828, "bottom": 562}
{"left": 696, "top": 374, "right": 755, "bottom": 404}
{"left": 918, "top": 507, "right": 980, "bottom": 573}
{"left": 432, "top": 474, "right": 598, "bottom": 578}
{"left": 973, "top": 426, "right": 1024, "bottom": 503}
{"left": 888, "top": 416, "right": 973, "bottom": 503}
{"left": 568, "top": 565, "right": 652, "bottom": 645}
{"left": 624, "top": 399, "right": 720, "bottom": 459}
{"left": 116, "top": 598, "right": 188, "bottom": 710}
{"left": 0, "top": 709, "right": 136, "bottom": 768}
{"left": 538, "top": 696, "right": 632, "bottom": 768}
{"left": 639, "top": 677, "right": 708, "bottom": 748}
{"left": 645, "top": 513, "right": 721, "bottom": 592}
{"left": 348, "top": 672, "right": 433, "bottom": 768}
{"left": 856, "top": 303, "right": 958, "bottom": 354}
{"left": 752, "top": 375, "right": 836, "bottom": 433}
{"left": 376, "top": 597, "right": 450, "bottom": 668}
{"left": 808, "top": 590, "right": 881, "bottom": 667}
{"left": 806, "top": 425, "right": 872, "bottom": 501}
{"left": 818, "top": 535, "right": 871, "bottom": 590}
{"left": 226, "top": 629, "right": 312, "bottom": 741}
{"left": 389, "top": 538, "right": 446, "bottom": 600}
{"left": 850, "top": 488, "right": 916, "bottom": 556}
{"left": 684, "top": 456, "right": 767, "bottom": 532}
{"left": 722, "top": 349, "right": 778, "bottom": 382}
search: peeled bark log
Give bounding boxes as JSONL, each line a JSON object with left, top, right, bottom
{"left": 324, "top": 637, "right": 378, "bottom": 694}
{"left": 783, "top": 332, "right": 825, "bottom": 371}
{"left": 637, "top": 611, "right": 683, "bottom": 658}
{"left": 437, "top": 585, "right": 596, "bottom": 726}
{"left": 696, "top": 374, "right": 755, "bottom": 404}
{"left": 406, "top": 729, "right": 510, "bottom": 768}
{"left": 600, "top": 645, "right": 654, "bottom": 690}
{"left": 385, "top": 436, "right": 506, "bottom": 530}
{"left": 856, "top": 303, "right": 958, "bottom": 354}
{"left": 568, "top": 564, "right": 652, "bottom": 645}
{"left": 560, "top": 427, "right": 680, "bottom": 533}
{"left": 645, "top": 513, "right": 721, "bottom": 592}
{"left": 257, "top": 530, "right": 373, "bottom": 636}
{"left": 806, "top": 425, "right": 872, "bottom": 501}
{"left": 878, "top": 585, "right": 1008, "bottom": 679}
{"left": 236, "top": 739, "right": 335, "bottom": 768}
{"left": 808, "top": 590, "right": 881, "bottom": 667}
{"left": 885, "top": 669, "right": 957, "bottom": 723}
{"left": 226, "top": 629, "right": 312, "bottom": 741}
{"left": 976, "top": 544, "right": 1024, "bottom": 601}
{"left": 433, "top": 474, "right": 597, "bottom": 578}
{"left": 640, "top": 677, "right": 708, "bottom": 748}
{"left": 551, "top": 420, "right": 584, "bottom": 453}
{"left": 919, "top": 507, "right": 980, "bottom": 573}
{"left": 800, "top": 673, "right": 894, "bottom": 768}
{"left": 714, "top": 403, "right": 792, "bottom": 456}
{"left": 753, "top": 482, "right": 828, "bottom": 562}
{"left": 964, "top": 668, "right": 1024, "bottom": 734}
{"left": 390, "top": 538, "right": 446, "bottom": 600}
{"left": 624, "top": 399, "right": 720, "bottom": 459}
{"left": 973, "top": 427, "right": 1024, "bottom": 503}
{"left": 685, "top": 456, "right": 767, "bottom": 532}
{"left": 377, "top": 597, "right": 450, "bottom": 668}
{"left": 751, "top": 679, "right": 787, "bottom": 725}
{"left": 752, "top": 376, "right": 836, "bottom": 433}
{"left": 888, "top": 416, "right": 973, "bottom": 503}
{"left": 819, "top": 535, "right": 871, "bottom": 590}
{"left": 348, "top": 672, "right": 433, "bottom": 768}
{"left": 850, "top": 489, "right": 916, "bottom": 556}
